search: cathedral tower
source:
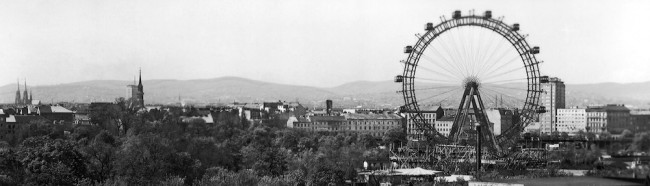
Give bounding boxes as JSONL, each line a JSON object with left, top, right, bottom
{"left": 23, "top": 80, "right": 30, "bottom": 104}
{"left": 136, "top": 69, "right": 144, "bottom": 108}
{"left": 14, "top": 79, "right": 21, "bottom": 105}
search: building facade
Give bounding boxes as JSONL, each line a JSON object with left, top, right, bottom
{"left": 603, "top": 104, "right": 631, "bottom": 133}
{"left": 401, "top": 111, "right": 436, "bottom": 140}
{"left": 435, "top": 116, "right": 454, "bottom": 137}
{"left": 293, "top": 113, "right": 404, "bottom": 138}
{"left": 630, "top": 113, "right": 650, "bottom": 132}
{"left": 586, "top": 106, "right": 607, "bottom": 133}
{"left": 538, "top": 77, "right": 565, "bottom": 133}
{"left": 556, "top": 108, "right": 587, "bottom": 134}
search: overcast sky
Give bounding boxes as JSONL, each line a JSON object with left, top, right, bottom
{"left": 1, "top": 0, "right": 649, "bottom": 87}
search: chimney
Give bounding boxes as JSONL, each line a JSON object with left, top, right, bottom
{"left": 326, "top": 99, "right": 333, "bottom": 115}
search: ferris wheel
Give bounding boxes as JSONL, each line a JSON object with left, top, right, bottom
{"left": 395, "top": 10, "right": 546, "bottom": 155}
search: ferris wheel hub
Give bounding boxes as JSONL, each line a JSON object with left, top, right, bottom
{"left": 463, "top": 76, "right": 481, "bottom": 89}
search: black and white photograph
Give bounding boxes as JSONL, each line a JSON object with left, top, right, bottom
{"left": 1, "top": 0, "right": 650, "bottom": 185}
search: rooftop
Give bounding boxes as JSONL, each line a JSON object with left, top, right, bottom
{"left": 38, "top": 105, "right": 73, "bottom": 113}
{"left": 344, "top": 113, "right": 402, "bottom": 120}
{"left": 310, "top": 115, "right": 346, "bottom": 122}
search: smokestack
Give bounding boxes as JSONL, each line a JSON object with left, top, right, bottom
{"left": 326, "top": 99, "right": 333, "bottom": 115}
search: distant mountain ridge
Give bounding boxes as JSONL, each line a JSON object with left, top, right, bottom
{"left": 1, "top": 77, "right": 648, "bottom": 108}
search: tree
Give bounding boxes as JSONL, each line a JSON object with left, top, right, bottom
{"left": 89, "top": 102, "right": 123, "bottom": 134}
{"left": 83, "top": 131, "right": 119, "bottom": 182}
{"left": 575, "top": 130, "right": 586, "bottom": 140}
{"left": 18, "top": 136, "right": 88, "bottom": 185}
{"left": 0, "top": 148, "right": 23, "bottom": 185}
{"left": 550, "top": 131, "right": 560, "bottom": 140}
{"left": 359, "top": 134, "right": 378, "bottom": 149}
{"left": 114, "top": 133, "right": 200, "bottom": 185}
{"left": 599, "top": 131, "right": 612, "bottom": 140}
{"left": 560, "top": 132, "right": 569, "bottom": 140}
{"left": 241, "top": 146, "right": 288, "bottom": 177}
{"left": 585, "top": 132, "right": 597, "bottom": 141}
{"left": 382, "top": 127, "right": 407, "bottom": 147}
{"left": 632, "top": 132, "right": 650, "bottom": 152}
{"left": 187, "top": 118, "right": 208, "bottom": 136}
{"left": 622, "top": 129, "right": 634, "bottom": 138}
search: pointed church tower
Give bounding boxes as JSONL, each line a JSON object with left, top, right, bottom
{"left": 15, "top": 79, "right": 22, "bottom": 105}
{"left": 23, "top": 80, "right": 31, "bottom": 104}
{"left": 135, "top": 69, "right": 144, "bottom": 109}
{"left": 23, "top": 79, "right": 29, "bottom": 104}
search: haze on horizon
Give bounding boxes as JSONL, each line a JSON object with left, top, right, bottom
{"left": 1, "top": 0, "right": 649, "bottom": 88}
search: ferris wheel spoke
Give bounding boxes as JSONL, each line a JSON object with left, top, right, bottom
{"left": 475, "top": 28, "right": 503, "bottom": 73}
{"left": 476, "top": 35, "right": 511, "bottom": 76}
{"left": 428, "top": 89, "right": 462, "bottom": 106}
{"left": 479, "top": 91, "right": 505, "bottom": 108}
{"left": 480, "top": 90, "right": 525, "bottom": 109}
{"left": 412, "top": 86, "right": 459, "bottom": 91}
{"left": 472, "top": 27, "right": 484, "bottom": 76}
{"left": 428, "top": 47, "right": 467, "bottom": 77}
{"left": 415, "top": 35, "right": 460, "bottom": 76}
{"left": 420, "top": 54, "right": 465, "bottom": 79}
{"left": 482, "top": 65, "right": 526, "bottom": 82}
{"left": 442, "top": 28, "right": 471, "bottom": 77}
{"left": 427, "top": 44, "right": 467, "bottom": 77}
{"left": 481, "top": 87, "right": 528, "bottom": 104}
{"left": 478, "top": 49, "right": 521, "bottom": 79}
{"left": 478, "top": 43, "right": 516, "bottom": 78}
{"left": 481, "top": 57, "right": 525, "bottom": 81}
{"left": 458, "top": 27, "right": 474, "bottom": 77}
{"left": 417, "top": 87, "right": 462, "bottom": 102}
{"left": 456, "top": 27, "right": 474, "bottom": 75}
{"left": 449, "top": 26, "right": 472, "bottom": 77}
{"left": 483, "top": 77, "right": 528, "bottom": 84}
{"left": 413, "top": 77, "right": 458, "bottom": 84}
{"left": 416, "top": 64, "right": 462, "bottom": 81}
{"left": 483, "top": 84, "right": 529, "bottom": 91}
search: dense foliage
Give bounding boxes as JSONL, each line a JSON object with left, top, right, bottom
{"left": 0, "top": 100, "right": 401, "bottom": 186}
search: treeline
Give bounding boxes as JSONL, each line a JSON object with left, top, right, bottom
{"left": 0, "top": 99, "right": 405, "bottom": 185}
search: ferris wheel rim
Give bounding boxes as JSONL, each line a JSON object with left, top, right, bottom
{"left": 399, "top": 12, "right": 542, "bottom": 142}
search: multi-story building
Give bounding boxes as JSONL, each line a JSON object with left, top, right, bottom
{"left": 37, "top": 105, "right": 74, "bottom": 125}
{"left": 345, "top": 113, "right": 404, "bottom": 137}
{"left": 585, "top": 104, "right": 631, "bottom": 133}
{"left": 1, "top": 113, "right": 49, "bottom": 142}
{"left": 630, "top": 114, "right": 650, "bottom": 132}
{"left": 539, "top": 77, "right": 565, "bottom": 133}
{"left": 402, "top": 111, "right": 436, "bottom": 140}
{"left": 630, "top": 109, "right": 650, "bottom": 132}
{"left": 556, "top": 108, "right": 587, "bottom": 134}
{"left": 603, "top": 104, "right": 631, "bottom": 133}
{"left": 435, "top": 116, "right": 454, "bottom": 137}
{"left": 586, "top": 106, "right": 607, "bottom": 133}
{"left": 293, "top": 113, "right": 404, "bottom": 138}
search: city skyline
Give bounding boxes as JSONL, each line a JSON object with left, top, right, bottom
{"left": 2, "top": 0, "right": 650, "bottom": 87}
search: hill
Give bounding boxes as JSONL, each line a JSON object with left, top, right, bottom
{"left": 1, "top": 77, "right": 648, "bottom": 108}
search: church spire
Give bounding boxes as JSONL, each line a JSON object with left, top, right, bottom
{"left": 15, "top": 79, "right": 21, "bottom": 105}
{"left": 134, "top": 68, "right": 144, "bottom": 109}
{"left": 23, "top": 79, "right": 29, "bottom": 104}
{"left": 138, "top": 68, "right": 142, "bottom": 87}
